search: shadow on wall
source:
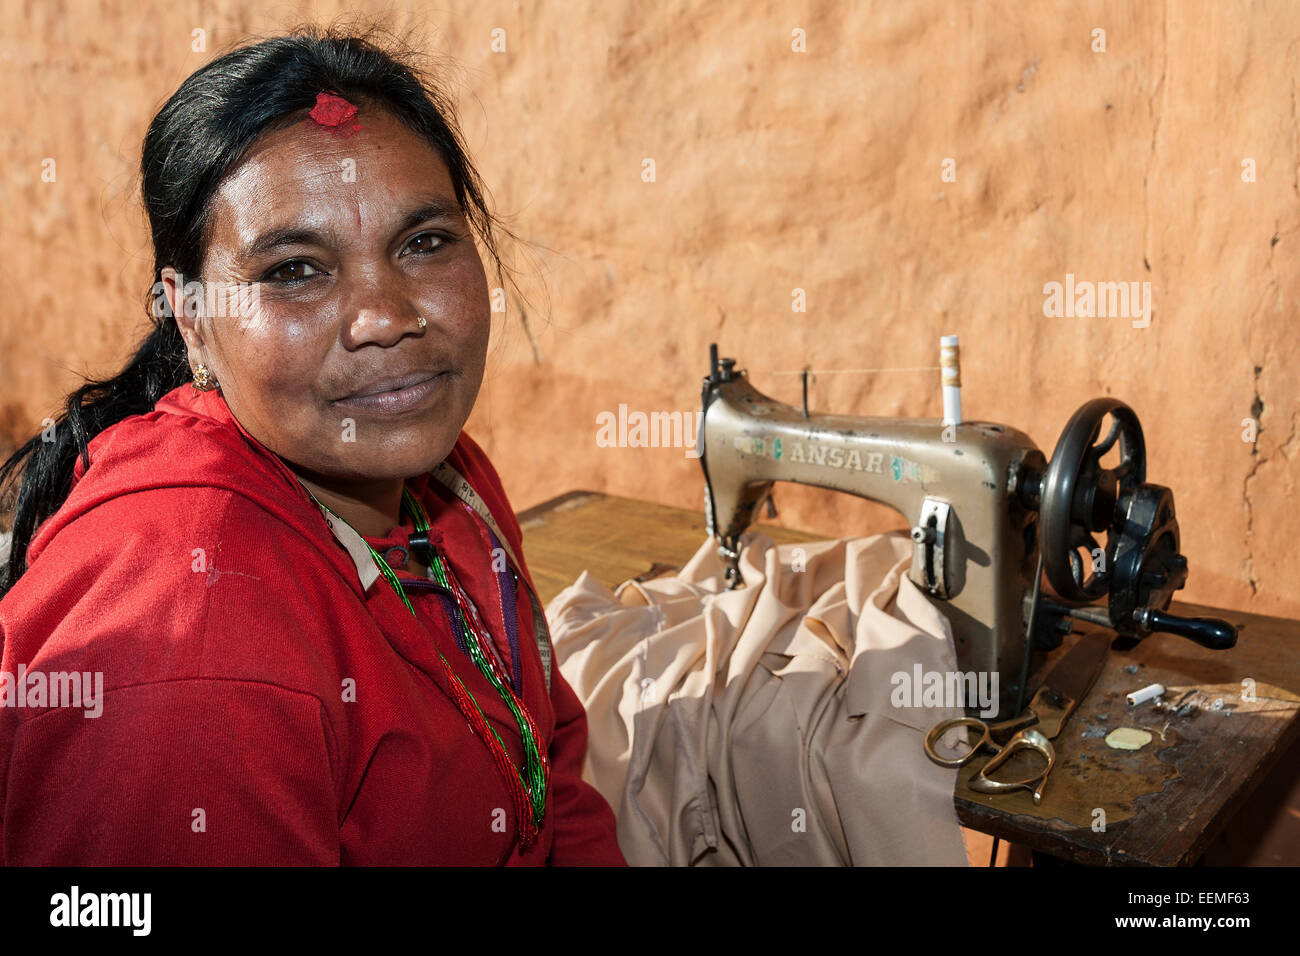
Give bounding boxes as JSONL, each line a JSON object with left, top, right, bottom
{"left": 0, "top": 433, "right": 10, "bottom": 553}
{"left": 0, "top": 437, "right": 13, "bottom": 534}
{"left": 2, "top": 399, "right": 23, "bottom": 532}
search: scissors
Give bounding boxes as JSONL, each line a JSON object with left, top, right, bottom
{"left": 923, "top": 631, "right": 1110, "bottom": 804}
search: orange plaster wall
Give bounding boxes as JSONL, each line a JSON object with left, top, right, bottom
{"left": 0, "top": 1, "right": 1295, "bottom": 618}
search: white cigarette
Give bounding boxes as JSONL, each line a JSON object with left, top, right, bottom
{"left": 1126, "top": 682, "right": 1165, "bottom": 706}
{"left": 940, "top": 334, "right": 962, "bottom": 426}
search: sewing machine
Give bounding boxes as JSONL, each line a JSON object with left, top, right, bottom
{"left": 697, "top": 342, "right": 1237, "bottom": 721}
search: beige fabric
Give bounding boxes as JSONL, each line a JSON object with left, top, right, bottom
{"left": 548, "top": 529, "right": 969, "bottom": 866}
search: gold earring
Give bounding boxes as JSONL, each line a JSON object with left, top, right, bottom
{"left": 416, "top": 315, "right": 427, "bottom": 329}
{"left": 192, "top": 363, "right": 218, "bottom": 391}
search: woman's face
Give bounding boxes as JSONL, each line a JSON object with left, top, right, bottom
{"left": 167, "top": 105, "right": 491, "bottom": 484}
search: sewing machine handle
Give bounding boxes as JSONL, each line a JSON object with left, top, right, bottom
{"left": 1138, "top": 608, "right": 1238, "bottom": 650}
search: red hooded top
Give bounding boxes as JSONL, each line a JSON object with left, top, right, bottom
{"left": 0, "top": 383, "right": 626, "bottom": 866}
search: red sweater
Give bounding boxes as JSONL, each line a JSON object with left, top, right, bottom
{"left": 0, "top": 384, "right": 626, "bottom": 866}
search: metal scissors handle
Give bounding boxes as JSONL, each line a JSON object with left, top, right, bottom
{"left": 924, "top": 716, "right": 1056, "bottom": 805}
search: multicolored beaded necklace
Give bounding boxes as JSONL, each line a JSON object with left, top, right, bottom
{"left": 310, "top": 482, "right": 549, "bottom": 850}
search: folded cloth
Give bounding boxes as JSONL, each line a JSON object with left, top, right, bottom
{"left": 547, "top": 528, "right": 969, "bottom": 866}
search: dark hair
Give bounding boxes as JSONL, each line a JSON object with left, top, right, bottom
{"left": 0, "top": 22, "right": 526, "bottom": 599}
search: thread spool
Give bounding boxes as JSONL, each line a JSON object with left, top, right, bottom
{"left": 940, "top": 334, "right": 962, "bottom": 426}
{"left": 1126, "top": 682, "right": 1165, "bottom": 706}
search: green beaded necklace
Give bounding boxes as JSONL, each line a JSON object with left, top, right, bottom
{"left": 307, "top": 481, "right": 549, "bottom": 848}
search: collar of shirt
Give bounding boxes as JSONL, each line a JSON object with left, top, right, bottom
{"left": 300, "top": 472, "right": 441, "bottom": 593}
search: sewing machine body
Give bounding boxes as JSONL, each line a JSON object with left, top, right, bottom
{"left": 699, "top": 371, "right": 1042, "bottom": 718}
{"left": 699, "top": 346, "right": 1237, "bottom": 722}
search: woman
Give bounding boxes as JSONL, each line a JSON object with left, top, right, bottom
{"left": 0, "top": 26, "right": 625, "bottom": 866}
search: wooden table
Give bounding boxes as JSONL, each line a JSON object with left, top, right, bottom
{"left": 519, "top": 490, "right": 1300, "bottom": 866}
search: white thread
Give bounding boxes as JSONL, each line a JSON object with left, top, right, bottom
{"left": 766, "top": 366, "right": 942, "bottom": 376}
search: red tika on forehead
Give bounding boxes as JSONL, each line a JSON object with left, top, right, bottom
{"left": 308, "top": 91, "right": 363, "bottom": 137}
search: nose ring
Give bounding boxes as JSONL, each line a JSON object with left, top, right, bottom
{"left": 416, "top": 315, "right": 427, "bottom": 329}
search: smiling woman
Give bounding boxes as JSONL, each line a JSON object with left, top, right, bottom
{"left": 0, "top": 25, "right": 624, "bottom": 866}
{"left": 172, "top": 102, "right": 491, "bottom": 535}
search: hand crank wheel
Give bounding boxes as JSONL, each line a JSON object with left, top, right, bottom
{"left": 1038, "top": 398, "right": 1146, "bottom": 604}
